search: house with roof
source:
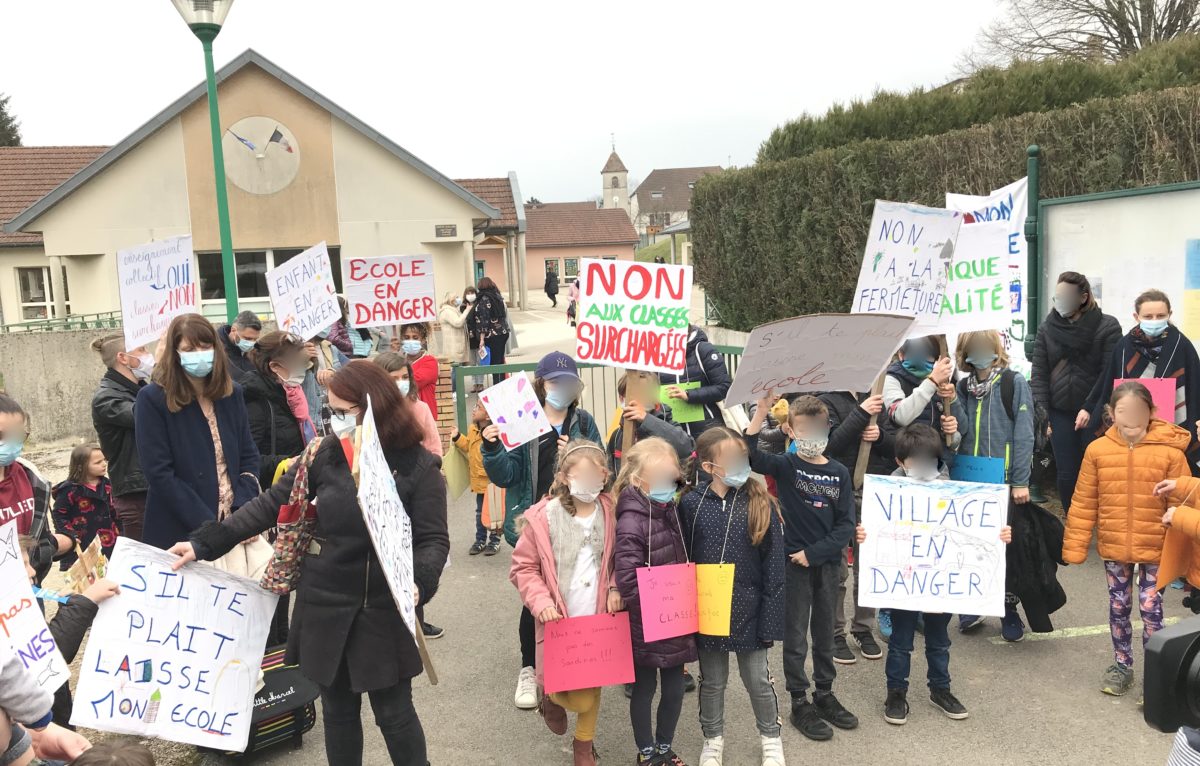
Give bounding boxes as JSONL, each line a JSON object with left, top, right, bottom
{"left": 0, "top": 49, "right": 507, "bottom": 325}
{"left": 524, "top": 203, "right": 638, "bottom": 289}
{"left": 630, "top": 165, "right": 722, "bottom": 241}
{"left": 453, "top": 174, "right": 524, "bottom": 299}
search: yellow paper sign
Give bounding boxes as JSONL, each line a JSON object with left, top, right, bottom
{"left": 696, "top": 563, "right": 735, "bottom": 636}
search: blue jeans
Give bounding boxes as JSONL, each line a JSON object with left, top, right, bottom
{"left": 885, "top": 610, "right": 951, "bottom": 691}
{"left": 474, "top": 493, "right": 488, "bottom": 543}
{"left": 1048, "top": 407, "right": 1092, "bottom": 513}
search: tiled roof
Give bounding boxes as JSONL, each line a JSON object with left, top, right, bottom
{"left": 633, "top": 166, "right": 722, "bottom": 214}
{"left": 0, "top": 146, "right": 107, "bottom": 246}
{"left": 525, "top": 205, "right": 638, "bottom": 248}
{"left": 601, "top": 152, "right": 627, "bottom": 173}
{"left": 454, "top": 177, "right": 518, "bottom": 229}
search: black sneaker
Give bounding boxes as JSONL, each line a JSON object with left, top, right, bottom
{"left": 469, "top": 540, "right": 486, "bottom": 555}
{"left": 624, "top": 683, "right": 634, "bottom": 700}
{"left": 790, "top": 698, "right": 833, "bottom": 741}
{"left": 832, "top": 634, "right": 857, "bottom": 665}
{"left": 852, "top": 631, "right": 882, "bottom": 660}
{"left": 813, "top": 690, "right": 859, "bottom": 730}
{"left": 929, "top": 687, "right": 969, "bottom": 720}
{"left": 484, "top": 539, "right": 501, "bottom": 556}
{"left": 884, "top": 688, "right": 909, "bottom": 725}
{"left": 683, "top": 667, "right": 696, "bottom": 693}
{"left": 421, "top": 621, "right": 444, "bottom": 640}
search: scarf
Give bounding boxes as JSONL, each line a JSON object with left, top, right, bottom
{"left": 1131, "top": 327, "right": 1167, "bottom": 364}
{"left": 966, "top": 369, "right": 1001, "bottom": 400}
{"left": 284, "top": 384, "right": 317, "bottom": 443}
{"left": 546, "top": 497, "right": 605, "bottom": 597}
{"left": 1043, "top": 305, "right": 1103, "bottom": 359}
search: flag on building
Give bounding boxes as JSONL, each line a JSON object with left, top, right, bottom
{"left": 228, "top": 130, "right": 256, "bottom": 151}
{"left": 268, "top": 127, "right": 294, "bottom": 153}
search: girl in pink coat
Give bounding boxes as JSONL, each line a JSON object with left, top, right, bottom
{"left": 510, "top": 440, "right": 623, "bottom": 766}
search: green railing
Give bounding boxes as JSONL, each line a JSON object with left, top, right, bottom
{"left": 0, "top": 311, "right": 122, "bottom": 334}
{"left": 452, "top": 344, "right": 744, "bottom": 435}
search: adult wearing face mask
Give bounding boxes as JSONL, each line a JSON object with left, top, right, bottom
{"left": 90, "top": 334, "right": 154, "bottom": 541}
{"left": 218, "top": 310, "right": 263, "bottom": 376}
{"left": 1031, "top": 272, "right": 1122, "bottom": 513}
{"left": 240, "top": 332, "right": 315, "bottom": 488}
{"left": 462, "top": 285, "right": 485, "bottom": 392}
{"left": 135, "top": 313, "right": 261, "bottom": 550}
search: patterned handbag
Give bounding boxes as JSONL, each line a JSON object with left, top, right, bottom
{"left": 260, "top": 438, "right": 325, "bottom": 595}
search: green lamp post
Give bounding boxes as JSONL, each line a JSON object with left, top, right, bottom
{"left": 171, "top": 0, "right": 239, "bottom": 323}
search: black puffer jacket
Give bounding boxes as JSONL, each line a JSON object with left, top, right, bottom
{"left": 91, "top": 370, "right": 146, "bottom": 497}
{"left": 240, "top": 369, "right": 307, "bottom": 487}
{"left": 820, "top": 392, "right": 896, "bottom": 476}
{"left": 1031, "top": 307, "right": 1122, "bottom": 413}
{"left": 658, "top": 326, "right": 732, "bottom": 438}
{"left": 192, "top": 435, "right": 450, "bottom": 692}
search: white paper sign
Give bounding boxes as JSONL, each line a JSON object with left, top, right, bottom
{"left": 723, "top": 314, "right": 915, "bottom": 406}
{"left": 266, "top": 241, "right": 340, "bottom": 340}
{"left": 858, "top": 475, "right": 1008, "bottom": 617}
{"left": 478, "top": 372, "right": 553, "bottom": 451}
{"left": 72, "top": 538, "right": 278, "bottom": 751}
{"left": 344, "top": 255, "right": 436, "bottom": 328}
{"left": 935, "top": 221, "right": 1012, "bottom": 336}
{"left": 0, "top": 521, "right": 68, "bottom": 692}
{"left": 575, "top": 258, "right": 694, "bottom": 375}
{"left": 851, "top": 201, "right": 963, "bottom": 334}
{"left": 356, "top": 397, "right": 418, "bottom": 636}
{"left": 117, "top": 235, "right": 197, "bottom": 350}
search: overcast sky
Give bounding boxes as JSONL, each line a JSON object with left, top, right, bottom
{"left": 2, "top": 0, "right": 1001, "bottom": 202}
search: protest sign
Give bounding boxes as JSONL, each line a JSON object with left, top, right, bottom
{"left": 1116, "top": 378, "right": 1177, "bottom": 423}
{"left": 344, "top": 255, "right": 436, "bottom": 328}
{"left": 576, "top": 259, "right": 693, "bottom": 375}
{"left": 936, "top": 222, "right": 1011, "bottom": 335}
{"left": 64, "top": 537, "right": 108, "bottom": 595}
{"left": 949, "top": 455, "right": 1007, "bottom": 485}
{"left": 117, "top": 235, "right": 197, "bottom": 350}
{"left": 266, "top": 242, "right": 340, "bottom": 340}
{"left": 636, "top": 563, "right": 698, "bottom": 642}
{"left": 479, "top": 373, "right": 552, "bottom": 451}
{"left": 696, "top": 563, "right": 735, "bottom": 636}
{"left": 858, "top": 475, "right": 1008, "bottom": 617}
{"left": 543, "top": 612, "right": 635, "bottom": 694}
{"left": 72, "top": 537, "right": 278, "bottom": 751}
{"left": 724, "top": 313, "right": 914, "bottom": 406}
{"left": 0, "top": 521, "right": 67, "bottom": 692}
{"left": 659, "top": 382, "right": 703, "bottom": 424}
{"left": 356, "top": 397, "right": 418, "bottom": 636}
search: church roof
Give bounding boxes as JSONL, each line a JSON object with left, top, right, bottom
{"left": 601, "top": 151, "right": 627, "bottom": 174}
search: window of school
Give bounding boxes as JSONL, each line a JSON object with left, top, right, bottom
{"left": 197, "top": 247, "right": 343, "bottom": 305}
{"left": 564, "top": 258, "right": 579, "bottom": 278}
{"left": 15, "top": 266, "right": 69, "bottom": 320}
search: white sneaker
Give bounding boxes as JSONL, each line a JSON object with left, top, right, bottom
{"left": 761, "top": 735, "right": 786, "bottom": 766}
{"left": 699, "top": 735, "right": 724, "bottom": 766}
{"left": 514, "top": 666, "right": 538, "bottom": 710}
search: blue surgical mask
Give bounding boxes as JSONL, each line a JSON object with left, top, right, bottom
{"left": 545, "top": 387, "right": 575, "bottom": 411}
{"left": 646, "top": 483, "right": 677, "bottom": 504}
{"left": 179, "top": 350, "right": 214, "bottom": 378}
{"left": 397, "top": 379, "right": 412, "bottom": 396}
{"left": 901, "top": 359, "right": 934, "bottom": 378}
{"left": 401, "top": 340, "right": 423, "bottom": 355}
{"left": 0, "top": 439, "right": 24, "bottom": 467}
{"left": 722, "top": 463, "right": 751, "bottom": 489}
{"left": 966, "top": 351, "right": 997, "bottom": 369}
{"left": 236, "top": 338, "right": 256, "bottom": 353}
{"left": 1140, "top": 319, "right": 1169, "bottom": 338}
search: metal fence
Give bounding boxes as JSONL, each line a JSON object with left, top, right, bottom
{"left": 0, "top": 311, "right": 122, "bottom": 334}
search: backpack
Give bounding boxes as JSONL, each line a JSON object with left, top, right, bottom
{"left": 957, "top": 368, "right": 1017, "bottom": 422}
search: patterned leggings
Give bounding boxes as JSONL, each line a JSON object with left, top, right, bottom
{"left": 1103, "top": 560, "right": 1163, "bottom": 668}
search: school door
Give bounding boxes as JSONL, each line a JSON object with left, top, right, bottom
{"left": 474, "top": 260, "right": 486, "bottom": 282}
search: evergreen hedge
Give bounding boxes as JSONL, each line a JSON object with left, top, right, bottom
{"left": 759, "top": 35, "right": 1200, "bottom": 163}
{"left": 692, "top": 85, "right": 1200, "bottom": 332}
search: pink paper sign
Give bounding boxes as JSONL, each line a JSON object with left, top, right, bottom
{"left": 543, "top": 612, "right": 635, "bottom": 694}
{"left": 1115, "top": 378, "right": 1177, "bottom": 422}
{"left": 636, "top": 563, "right": 699, "bottom": 642}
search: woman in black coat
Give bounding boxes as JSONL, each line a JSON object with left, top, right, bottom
{"left": 171, "top": 361, "right": 449, "bottom": 766}
{"left": 543, "top": 268, "right": 559, "bottom": 307}
{"left": 1030, "top": 271, "right": 1122, "bottom": 512}
{"left": 240, "top": 331, "right": 314, "bottom": 487}
{"left": 471, "top": 277, "right": 510, "bottom": 386}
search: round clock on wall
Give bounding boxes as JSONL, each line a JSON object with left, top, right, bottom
{"left": 221, "top": 116, "right": 301, "bottom": 195}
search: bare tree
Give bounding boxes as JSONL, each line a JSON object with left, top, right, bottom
{"left": 971, "top": 0, "right": 1200, "bottom": 64}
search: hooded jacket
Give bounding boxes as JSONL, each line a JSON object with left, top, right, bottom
{"left": 91, "top": 370, "right": 146, "bottom": 497}
{"left": 956, "top": 368, "right": 1036, "bottom": 488}
{"left": 1063, "top": 419, "right": 1191, "bottom": 564}
{"left": 1156, "top": 481, "right": 1200, "bottom": 591}
{"left": 821, "top": 391, "right": 896, "bottom": 476}
{"left": 657, "top": 327, "right": 732, "bottom": 439}
{"left": 1032, "top": 307, "right": 1122, "bottom": 413}
{"left": 605, "top": 406, "right": 694, "bottom": 477}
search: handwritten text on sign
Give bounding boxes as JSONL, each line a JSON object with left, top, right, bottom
{"left": 265, "top": 242, "right": 340, "bottom": 340}
{"left": 72, "top": 538, "right": 277, "bottom": 751}
{"left": 543, "top": 612, "right": 635, "bottom": 694}
{"left": 858, "top": 475, "right": 1008, "bottom": 617}
{"left": 117, "top": 235, "right": 197, "bottom": 351}
{"left": 723, "top": 314, "right": 915, "bottom": 406}
{"left": 636, "top": 563, "right": 698, "bottom": 642}
{"left": 576, "top": 259, "right": 693, "bottom": 375}
{"left": 696, "top": 563, "right": 735, "bottom": 636}
{"left": 345, "top": 255, "right": 436, "bottom": 328}
{"left": 0, "top": 521, "right": 68, "bottom": 691}
{"left": 934, "top": 221, "right": 1011, "bottom": 336}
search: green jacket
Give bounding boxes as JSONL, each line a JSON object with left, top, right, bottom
{"left": 482, "top": 406, "right": 602, "bottom": 546}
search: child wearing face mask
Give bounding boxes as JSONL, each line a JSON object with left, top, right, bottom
{"left": 680, "top": 427, "right": 785, "bottom": 766}
{"left": 1064, "top": 381, "right": 1191, "bottom": 697}
{"left": 883, "top": 337, "right": 964, "bottom": 442}
{"left": 746, "top": 394, "right": 858, "bottom": 743}
{"left": 510, "top": 441, "right": 619, "bottom": 766}
{"left": 953, "top": 330, "right": 1035, "bottom": 640}
{"left": 612, "top": 437, "right": 697, "bottom": 765}
{"left": 606, "top": 373, "right": 695, "bottom": 476}
{"left": 399, "top": 323, "right": 440, "bottom": 420}
{"left": 372, "top": 352, "right": 442, "bottom": 457}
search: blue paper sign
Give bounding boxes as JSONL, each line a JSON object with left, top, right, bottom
{"left": 950, "top": 455, "right": 1006, "bottom": 484}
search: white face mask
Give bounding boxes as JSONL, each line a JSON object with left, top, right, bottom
{"left": 465, "top": 293, "right": 477, "bottom": 303}
{"left": 569, "top": 480, "right": 603, "bottom": 504}
{"left": 331, "top": 412, "right": 357, "bottom": 438}
{"left": 903, "top": 459, "right": 941, "bottom": 482}
{"left": 131, "top": 354, "right": 154, "bottom": 381}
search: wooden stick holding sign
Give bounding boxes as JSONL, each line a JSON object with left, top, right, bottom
{"left": 622, "top": 371, "right": 659, "bottom": 454}
{"left": 853, "top": 372, "right": 887, "bottom": 490}
{"left": 934, "top": 335, "right": 954, "bottom": 448}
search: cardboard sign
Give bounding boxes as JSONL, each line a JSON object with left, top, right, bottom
{"left": 636, "top": 563, "right": 698, "bottom": 642}
{"left": 117, "top": 235, "right": 197, "bottom": 350}
{"left": 858, "top": 475, "right": 1008, "bottom": 617}
{"left": 851, "top": 201, "right": 963, "bottom": 335}
{"left": 936, "top": 222, "right": 1011, "bottom": 335}
{"left": 72, "top": 538, "right": 278, "bottom": 751}
{"left": 696, "top": 563, "right": 735, "bottom": 636}
{"left": 479, "top": 373, "right": 552, "bottom": 451}
{"left": 543, "top": 612, "right": 635, "bottom": 694}
{"left": 949, "top": 455, "right": 1007, "bottom": 485}
{"left": 266, "top": 242, "right": 340, "bottom": 340}
{"left": 0, "top": 521, "right": 68, "bottom": 691}
{"left": 344, "top": 255, "right": 436, "bottom": 329}
{"left": 64, "top": 537, "right": 108, "bottom": 595}
{"left": 659, "top": 382, "right": 704, "bottom": 424}
{"left": 576, "top": 259, "right": 694, "bottom": 375}
{"left": 723, "top": 313, "right": 915, "bottom": 406}
{"left": 356, "top": 397, "right": 418, "bottom": 636}
{"left": 1115, "top": 378, "right": 1177, "bottom": 423}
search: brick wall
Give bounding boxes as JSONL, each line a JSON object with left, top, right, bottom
{"left": 434, "top": 358, "right": 457, "bottom": 453}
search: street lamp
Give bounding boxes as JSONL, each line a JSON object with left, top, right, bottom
{"left": 171, "top": 0, "right": 239, "bottom": 323}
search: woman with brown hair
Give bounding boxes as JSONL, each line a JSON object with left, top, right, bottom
{"left": 242, "top": 331, "right": 317, "bottom": 486}
{"left": 170, "top": 360, "right": 450, "bottom": 766}
{"left": 471, "top": 276, "right": 509, "bottom": 386}
{"left": 134, "top": 313, "right": 261, "bottom": 549}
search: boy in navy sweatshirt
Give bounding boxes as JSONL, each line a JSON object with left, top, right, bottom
{"left": 747, "top": 393, "right": 858, "bottom": 742}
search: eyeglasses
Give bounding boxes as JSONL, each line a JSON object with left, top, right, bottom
{"left": 330, "top": 405, "right": 361, "bottom": 418}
